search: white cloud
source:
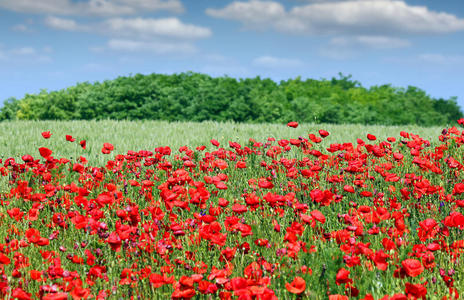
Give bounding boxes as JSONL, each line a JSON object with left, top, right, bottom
{"left": 329, "top": 35, "right": 410, "bottom": 49}
{"left": 0, "top": 0, "right": 75, "bottom": 15}
{"left": 44, "top": 16, "right": 212, "bottom": 40}
{"left": 206, "top": 0, "right": 464, "bottom": 35}
{"left": 252, "top": 55, "right": 303, "bottom": 68}
{"left": 44, "top": 16, "right": 212, "bottom": 55}
{"left": 354, "top": 36, "right": 410, "bottom": 48}
{"left": 42, "top": 15, "right": 212, "bottom": 56}
{"left": 0, "top": 46, "right": 52, "bottom": 64}
{"left": 0, "top": 0, "right": 183, "bottom": 16}
{"left": 107, "top": 39, "right": 196, "bottom": 54}
{"left": 45, "top": 16, "right": 86, "bottom": 31}
{"left": 418, "top": 54, "right": 464, "bottom": 65}
{"left": 104, "top": 18, "right": 212, "bottom": 40}
{"left": 319, "top": 35, "right": 410, "bottom": 60}
{"left": 206, "top": 1, "right": 287, "bottom": 29}
{"left": 112, "top": 0, "right": 183, "bottom": 13}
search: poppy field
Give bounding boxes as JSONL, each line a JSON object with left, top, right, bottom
{"left": 1, "top": 120, "right": 464, "bottom": 299}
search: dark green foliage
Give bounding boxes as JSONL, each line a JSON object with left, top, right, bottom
{"left": 1, "top": 72, "right": 461, "bottom": 126}
{"left": 0, "top": 97, "right": 20, "bottom": 120}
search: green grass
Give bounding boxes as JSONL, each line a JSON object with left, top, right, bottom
{"left": 0, "top": 119, "right": 461, "bottom": 298}
{"left": 0, "top": 120, "right": 446, "bottom": 165}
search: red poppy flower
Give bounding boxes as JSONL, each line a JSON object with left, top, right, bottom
{"left": 287, "top": 121, "right": 298, "bottom": 128}
{"left": 373, "top": 250, "right": 388, "bottom": 271}
{"left": 272, "top": 219, "right": 281, "bottom": 232}
{"left": 336, "top": 268, "right": 352, "bottom": 285}
{"left": 405, "top": 282, "right": 427, "bottom": 298}
{"left": 107, "top": 232, "right": 122, "bottom": 252}
{"left": 42, "top": 292, "right": 68, "bottom": 300}
{"left": 102, "top": 143, "right": 114, "bottom": 154}
{"left": 0, "top": 253, "right": 10, "bottom": 265}
{"left": 218, "top": 198, "right": 229, "bottom": 207}
{"left": 400, "top": 131, "right": 410, "bottom": 138}
{"left": 29, "top": 270, "right": 43, "bottom": 281}
{"left": 393, "top": 152, "right": 404, "bottom": 160}
{"left": 149, "top": 273, "right": 166, "bottom": 288}
{"left": 453, "top": 182, "right": 464, "bottom": 195}
{"left": 80, "top": 140, "right": 86, "bottom": 149}
{"left": 215, "top": 181, "right": 228, "bottom": 190}
{"left": 319, "top": 129, "right": 330, "bottom": 138}
{"left": 7, "top": 207, "right": 24, "bottom": 222}
{"left": 39, "top": 147, "right": 52, "bottom": 158}
{"left": 310, "top": 210, "right": 326, "bottom": 224}
{"left": 210, "top": 139, "right": 220, "bottom": 147}
{"left": 11, "top": 288, "right": 31, "bottom": 300}
{"left": 401, "top": 259, "right": 424, "bottom": 277}
{"left": 172, "top": 288, "right": 195, "bottom": 299}
{"left": 329, "top": 295, "right": 348, "bottom": 300}
{"left": 344, "top": 185, "right": 355, "bottom": 193}
{"left": 230, "top": 277, "right": 247, "bottom": 291}
{"left": 104, "top": 142, "right": 114, "bottom": 150}
{"left": 41, "top": 131, "right": 52, "bottom": 139}
{"left": 367, "top": 134, "right": 376, "bottom": 141}
{"left": 360, "top": 191, "right": 373, "bottom": 197}
{"left": 285, "top": 276, "right": 306, "bottom": 294}
{"left": 66, "top": 135, "right": 75, "bottom": 142}
{"left": 419, "top": 218, "right": 437, "bottom": 231}
{"left": 258, "top": 178, "right": 274, "bottom": 189}
{"left": 213, "top": 159, "right": 228, "bottom": 170}
{"left": 235, "top": 160, "right": 246, "bottom": 169}
{"left": 21, "top": 154, "right": 34, "bottom": 163}
{"left": 25, "top": 228, "right": 41, "bottom": 244}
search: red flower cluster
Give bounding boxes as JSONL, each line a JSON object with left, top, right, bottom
{"left": 1, "top": 121, "right": 464, "bottom": 298}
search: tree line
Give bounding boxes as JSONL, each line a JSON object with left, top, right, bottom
{"left": 0, "top": 72, "right": 461, "bottom": 126}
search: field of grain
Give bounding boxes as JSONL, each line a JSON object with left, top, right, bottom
{"left": 0, "top": 120, "right": 444, "bottom": 165}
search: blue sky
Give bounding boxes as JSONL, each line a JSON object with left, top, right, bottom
{"left": 1, "top": 0, "right": 464, "bottom": 109}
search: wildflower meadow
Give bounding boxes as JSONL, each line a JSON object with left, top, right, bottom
{"left": 1, "top": 119, "right": 464, "bottom": 299}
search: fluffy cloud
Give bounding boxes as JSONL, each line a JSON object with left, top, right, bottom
{"left": 252, "top": 56, "right": 303, "bottom": 68}
{"left": 207, "top": 1, "right": 286, "bottom": 29}
{"left": 43, "top": 16, "right": 211, "bottom": 54}
{"left": 104, "top": 18, "right": 212, "bottom": 40}
{"left": 107, "top": 39, "right": 196, "bottom": 54}
{"left": 114, "top": 0, "right": 183, "bottom": 13}
{"left": 45, "top": 16, "right": 86, "bottom": 31}
{"left": 44, "top": 16, "right": 211, "bottom": 40}
{"left": 0, "top": 0, "right": 183, "bottom": 16}
{"left": 206, "top": 0, "right": 464, "bottom": 35}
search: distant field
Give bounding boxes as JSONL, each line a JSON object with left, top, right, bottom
{"left": 0, "top": 120, "right": 447, "bottom": 165}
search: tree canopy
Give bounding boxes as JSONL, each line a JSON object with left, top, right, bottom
{"left": 1, "top": 72, "right": 461, "bottom": 126}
